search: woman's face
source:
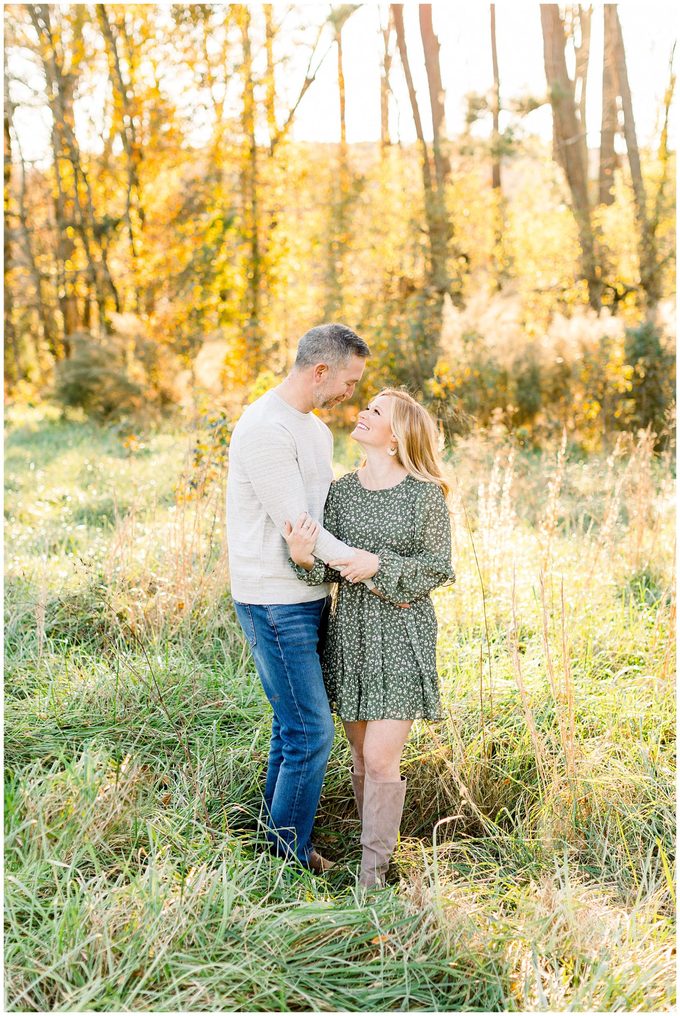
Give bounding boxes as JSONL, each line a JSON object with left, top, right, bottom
{"left": 350, "top": 393, "right": 396, "bottom": 453}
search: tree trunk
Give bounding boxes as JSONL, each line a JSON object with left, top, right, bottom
{"left": 380, "top": 14, "right": 392, "bottom": 151}
{"left": 29, "top": 5, "right": 120, "bottom": 334}
{"left": 599, "top": 4, "right": 618, "bottom": 205}
{"left": 540, "top": 4, "right": 601, "bottom": 310}
{"left": 391, "top": 4, "right": 460, "bottom": 384}
{"left": 239, "top": 7, "right": 262, "bottom": 370}
{"left": 4, "top": 78, "right": 20, "bottom": 384}
{"left": 97, "top": 3, "right": 145, "bottom": 280}
{"left": 263, "top": 4, "right": 277, "bottom": 150}
{"left": 609, "top": 6, "right": 660, "bottom": 307}
{"left": 337, "top": 25, "right": 347, "bottom": 154}
{"left": 30, "top": 5, "right": 85, "bottom": 339}
{"left": 324, "top": 21, "right": 349, "bottom": 318}
{"left": 392, "top": 5, "right": 431, "bottom": 189}
{"left": 649, "top": 47, "right": 676, "bottom": 241}
{"left": 573, "top": 6, "right": 591, "bottom": 141}
{"left": 393, "top": 3, "right": 454, "bottom": 310}
{"left": 489, "top": 4, "right": 511, "bottom": 291}
{"left": 7, "top": 83, "right": 59, "bottom": 365}
{"left": 490, "top": 4, "right": 501, "bottom": 192}
{"left": 418, "top": 5, "right": 450, "bottom": 188}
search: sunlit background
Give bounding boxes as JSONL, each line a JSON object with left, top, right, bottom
{"left": 8, "top": 3, "right": 678, "bottom": 162}
{"left": 4, "top": 6, "right": 676, "bottom": 1012}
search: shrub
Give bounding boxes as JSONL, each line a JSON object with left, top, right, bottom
{"left": 424, "top": 294, "right": 676, "bottom": 449}
{"left": 54, "top": 325, "right": 181, "bottom": 422}
{"left": 54, "top": 332, "right": 143, "bottom": 420}
{"left": 624, "top": 321, "right": 676, "bottom": 438}
{"left": 511, "top": 351, "right": 542, "bottom": 425}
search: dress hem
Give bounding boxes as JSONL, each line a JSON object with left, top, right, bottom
{"left": 332, "top": 710, "right": 446, "bottom": 723}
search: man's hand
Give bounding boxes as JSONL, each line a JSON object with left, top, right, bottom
{"left": 283, "top": 512, "right": 319, "bottom": 570}
{"left": 329, "top": 548, "right": 380, "bottom": 583}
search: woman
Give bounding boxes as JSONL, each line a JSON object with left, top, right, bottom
{"left": 284, "top": 388, "right": 455, "bottom": 888}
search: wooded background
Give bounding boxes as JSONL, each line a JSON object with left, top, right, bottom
{"left": 4, "top": 11, "right": 676, "bottom": 1008}
{"left": 3, "top": 4, "right": 676, "bottom": 448}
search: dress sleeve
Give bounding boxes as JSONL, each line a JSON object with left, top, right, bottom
{"left": 289, "top": 481, "right": 345, "bottom": 586}
{"left": 371, "top": 482, "right": 455, "bottom": 604}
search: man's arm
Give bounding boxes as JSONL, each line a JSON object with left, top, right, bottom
{"left": 237, "top": 424, "right": 353, "bottom": 563}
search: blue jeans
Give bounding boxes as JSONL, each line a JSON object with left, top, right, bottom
{"left": 233, "top": 596, "right": 334, "bottom": 865}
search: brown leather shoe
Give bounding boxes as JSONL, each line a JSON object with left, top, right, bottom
{"left": 308, "top": 850, "right": 335, "bottom": 874}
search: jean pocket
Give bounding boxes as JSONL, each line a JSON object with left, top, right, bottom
{"left": 267, "top": 602, "right": 322, "bottom": 646}
{"left": 234, "top": 601, "right": 257, "bottom": 648}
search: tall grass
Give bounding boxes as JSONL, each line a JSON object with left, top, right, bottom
{"left": 4, "top": 404, "right": 675, "bottom": 1011}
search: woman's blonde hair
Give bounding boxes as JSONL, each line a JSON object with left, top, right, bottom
{"left": 375, "top": 388, "right": 450, "bottom": 499}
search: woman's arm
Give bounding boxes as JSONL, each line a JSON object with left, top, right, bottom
{"left": 284, "top": 514, "right": 320, "bottom": 570}
{"left": 287, "top": 484, "right": 345, "bottom": 586}
{"left": 371, "top": 483, "right": 455, "bottom": 605}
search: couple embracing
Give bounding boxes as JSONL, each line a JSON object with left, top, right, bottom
{"left": 226, "top": 323, "right": 455, "bottom": 889}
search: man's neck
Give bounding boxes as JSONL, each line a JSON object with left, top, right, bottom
{"left": 274, "top": 375, "right": 314, "bottom": 414}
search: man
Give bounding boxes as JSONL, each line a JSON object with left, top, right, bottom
{"left": 226, "top": 323, "right": 378, "bottom": 872}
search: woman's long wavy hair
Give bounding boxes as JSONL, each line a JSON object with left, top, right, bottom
{"left": 374, "top": 388, "right": 450, "bottom": 500}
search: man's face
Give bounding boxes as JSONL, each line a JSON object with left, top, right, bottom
{"left": 313, "top": 355, "right": 366, "bottom": 409}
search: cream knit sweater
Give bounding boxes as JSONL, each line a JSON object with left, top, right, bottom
{"left": 226, "top": 388, "right": 354, "bottom": 605}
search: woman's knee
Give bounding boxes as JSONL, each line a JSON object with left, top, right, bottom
{"left": 343, "top": 724, "right": 366, "bottom": 768}
{"left": 362, "top": 747, "right": 400, "bottom": 782}
{"left": 349, "top": 743, "right": 365, "bottom": 773}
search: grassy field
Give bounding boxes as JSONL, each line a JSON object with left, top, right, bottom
{"left": 4, "top": 404, "right": 676, "bottom": 1012}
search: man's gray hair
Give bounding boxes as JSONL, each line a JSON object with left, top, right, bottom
{"left": 294, "top": 323, "right": 370, "bottom": 369}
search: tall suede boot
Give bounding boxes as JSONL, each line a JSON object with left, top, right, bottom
{"left": 350, "top": 768, "right": 365, "bottom": 821}
{"left": 359, "top": 775, "right": 407, "bottom": 889}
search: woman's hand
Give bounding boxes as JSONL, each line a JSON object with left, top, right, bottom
{"left": 329, "top": 549, "right": 380, "bottom": 583}
{"left": 283, "top": 512, "right": 320, "bottom": 569}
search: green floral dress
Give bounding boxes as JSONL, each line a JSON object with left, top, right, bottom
{"left": 290, "top": 471, "right": 455, "bottom": 722}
